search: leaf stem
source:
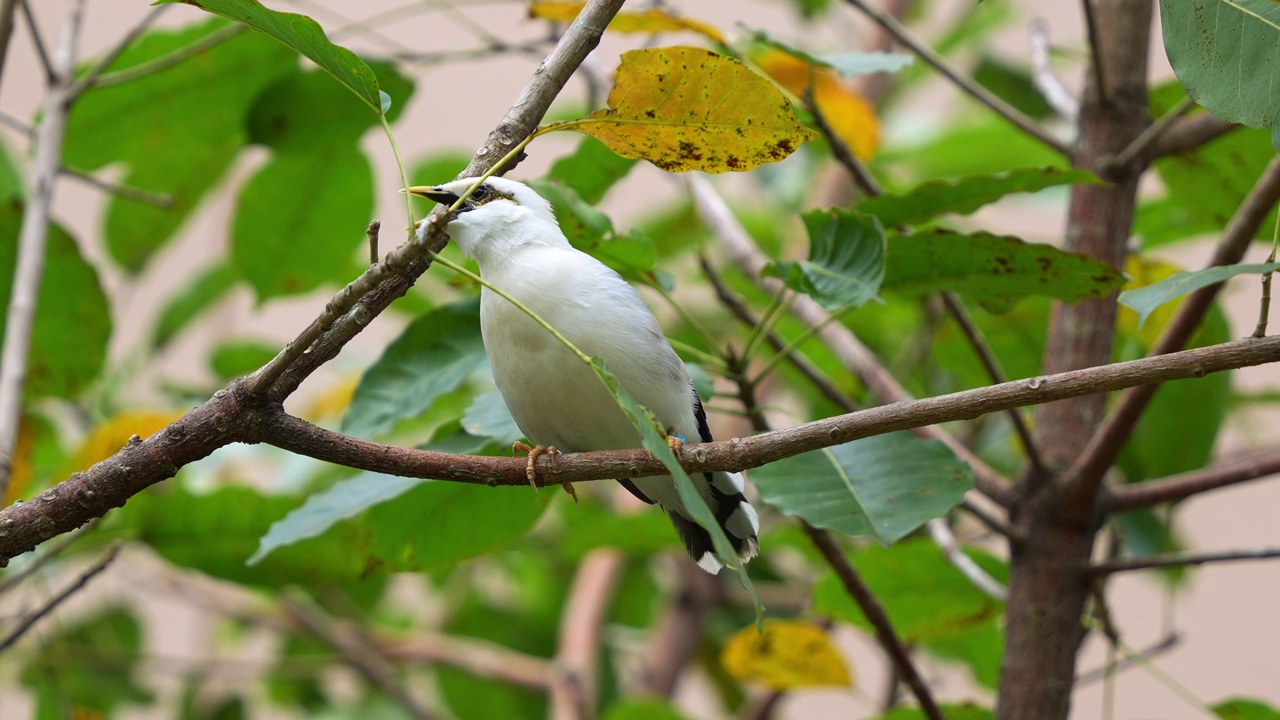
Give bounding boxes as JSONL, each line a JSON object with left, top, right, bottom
{"left": 751, "top": 305, "right": 854, "bottom": 385}
{"left": 740, "top": 285, "right": 792, "bottom": 364}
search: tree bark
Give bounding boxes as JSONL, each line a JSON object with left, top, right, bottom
{"left": 999, "top": 1, "right": 1154, "bottom": 718}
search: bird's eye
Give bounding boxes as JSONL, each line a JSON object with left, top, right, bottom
{"left": 471, "top": 186, "right": 489, "bottom": 202}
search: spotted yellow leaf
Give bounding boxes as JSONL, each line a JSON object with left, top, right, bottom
{"left": 70, "top": 410, "right": 182, "bottom": 473}
{"left": 551, "top": 46, "right": 819, "bottom": 173}
{"left": 528, "top": 1, "right": 725, "bottom": 43}
{"left": 756, "top": 49, "right": 881, "bottom": 161}
{"left": 721, "top": 619, "right": 853, "bottom": 690}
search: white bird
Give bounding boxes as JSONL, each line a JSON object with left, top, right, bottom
{"left": 409, "top": 176, "right": 759, "bottom": 574}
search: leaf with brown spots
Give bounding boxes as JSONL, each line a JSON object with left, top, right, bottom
{"left": 547, "top": 46, "right": 818, "bottom": 173}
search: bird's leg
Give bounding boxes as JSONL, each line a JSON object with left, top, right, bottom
{"left": 666, "top": 430, "right": 686, "bottom": 456}
{"left": 512, "top": 441, "right": 557, "bottom": 492}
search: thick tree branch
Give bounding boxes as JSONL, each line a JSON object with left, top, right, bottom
{"left": 805, "top": 524, "right": 944, "bottom": 720}
{"left": 1109, "top": 448, "right": 1280, "bottom": 512}
{"left": 1064, "top": 154, "right": 1280, "bottom": 502}
{"left": 0, "top": 0, "right": 84, "bottom": 501}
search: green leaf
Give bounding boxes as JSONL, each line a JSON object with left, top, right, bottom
{"left": 880, "top": 113, "right": 1065, "bottom": 178}
{"left": 461, "top": 389, "right": 524, "bottom": 445}
{"left": 210, "top": 340, "right": 278, "bottom": 380}
{"left": 247, "top": 61, "right": 414, "bottom": 151}
{"left": 1215, "top": 698, "right": 1280, "bottom": 720}
{"left": 343, "top": 298, "right": 485, "bottom": 438}
{"left": 152, "top": 262, "right": 237, "bottom": 349}
{"left": 160, "top": 0, "right": 388, "bottom": 114}
{"left": 0, "top": 207, "right": 111, "bottom": 399}
{"left": 530, "top": 179, "right": 656, "bottom": 273}
{"left": 547, "top": 135, "right": 639, "bottom": 204}
{"left": 868, "top": 705, "right": 995, "bottom": 720}
{"left": 813, "top": 540, "right": 1006, "bottom": 687}
{"left": 20, "top": 607, "right": 153, "bottom": 717}
{"left": 1119, "top": 262, "right": 1280, "bottom": 328}
{"left": 603, "top": 698, "right": 691, "bottom": 720}
{"left": 764, "top": 208, "right": 886, "bottom": 311}
{"left": 119, "top": 482, "right": 368, "bottom": 586}
{"left": 65, "top": 20, "right": 295, "bottom": 270}
{"left": 365, "top": 482, "right": 552, "bottom": 574}
{"left": 559, "top": 499, "right": 680, "bottom": 559}
{"left": 882, "top": 229, "right": 1125, "bottom": 312}
{"left": 1160, "top": 0, "right": 1280, "bottom": 144}
{"left": 973, "top": 55, "right": 1056, "bottom": 120}
{"left": 231, "top": 145, "right": 373, "bottom": 301}
{"left": 752, "top": 432, "right": 972, "bottom": 543}
{"left": 857, "top": 167, "right": 1098, "bottom": 229}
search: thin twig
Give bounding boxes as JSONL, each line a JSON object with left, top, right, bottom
{"left": 1252, "top": 214, "right": 1278, "bottom": 338}
{"left": 926, "top": 518, "right": 1007, "bottom": 601}
{"left": 366, "top": 220, "right": 380, "bottom": 265}
{"left": 841, "top": 0, "right": 1070, "bottom": 156}
{"left": 1080, "top": 0, "right": 1108, "bottom": 105}
{"left": 0, "top": 0, "right": 85, "bottom": 502}
{"left": 282, "top": 593, "right": 434, "bottom": 720}
{"left": 1146, "top": 113, "right": 1237, "bottom": 160}
{"left": 1064, "top": 155, "right": 1280, "bottom": 503}
{"left": 1028, "top": 18, "right": 1078, "bottom": 122}
{"left": 688, "top": 174, "right": 1016, "bottom": 506}
{"left": 1103, "top": 97, "right": 1195, "bottom": 177}
{"left": 60, "top": 165, "right": 172, "bottom": 207}
{"left": 0, "top": 0, "right": 22, "bottom": 91}
{"left": 91, "top": 23, "right": 245, "bottom": 89}
{"left": 806, "top": 85, "right": 880, "bottom": 197}
{"left": 1091, "top": 547, "right": 1280, "bottom": 575}
{"left": 1109, "top": 448, "right": 1280, "bottom": 512}
{"left": 0, "top": 541, "right": 120, "bottom": 652}
{"left": 804, "top": 524, "right": 944, "bottom": 720}
{"left": 0, "top": 519, "right": 96, "bottom": 594}
{"left": 0, "top": 108, "right": 30, "bottom": 138}
{"left": 550, "top": 549, "right": 624, "bottom": 720}
{"left": 959, "top": 497, "right": 1017, "bottom": 541}
{"left": 1075, "top": 633, "right": 1180, "bottom": 686}
{"left": 65, "top": 5, "right": 167, "bottom": 101}
{"left": 18, "top": 0, "right": 52, "bottom": 83}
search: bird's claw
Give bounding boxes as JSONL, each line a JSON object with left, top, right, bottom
{"left": 667, "top": 432, "right": 686, "bottom": 456}
{"left": 513, "top": 441, "right": 557, "bottom": 492}
{"left": 561, "top": 482, "right": 580, "bottom": 506}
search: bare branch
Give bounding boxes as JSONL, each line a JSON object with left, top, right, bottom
{"left": 926, "top": 518, "right": 1007, "bottom": 601}
{"left": 91, "top": 23, "right": 245, "bottom": 89}
{"left": 0, "top": 541, "right": 119, "bottom": 652}
{"left": 1028, "top": 18, "right": 1078, "bottom": 122}
{"left": 1146, "top": 112, "right": 1238, "bottom": 160}
{"left": 0, "top": 0, "right": 21, "bottom": 91}
{"left": 65, "top": 5, "right": 167, "bottom": 102}
{"left": 550, "top": 549, "right": 624, "bottom": 720}
{"left": 282, "top": 593, "right": 434, "bottom": 720}
{"left": 60, "top": 165, "right": 172, "bottom": 207}
{"left": 0, "top": 0, "right": 85, "bottom": 503}
{"left": 1091, "top": 547, "right": 1280, "bottom": 574}
{"left": 1064, "top": 155, "right": 1280, "bottom": 503}
{"left": 805, "top": 524, "right": 944, "bottom": 720}
{"left": 1109, "top": 448, "right": 1280, "bottom": 512}
{"left": 840, "top": 0, "right": 1070, "bottom": 156}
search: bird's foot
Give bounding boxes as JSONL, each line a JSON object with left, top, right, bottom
{"left": 666, "top": 432, "right": 686, "bottom": 456}
{"left": 512, "top": 441, "right": 557, "bottom": 492}
{"left": 561, "top": 482, "right": 580, "bottom": 507}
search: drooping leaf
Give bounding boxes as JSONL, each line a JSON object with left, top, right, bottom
{"left": 558, "top": 46, "right": 818, "bottom": 173}
{"left": 0, "top": 207, "right": 111, "bottom": 399}
{"left": 342, "top": 298, "right": 486, "bottom": 438}
{"left": 1160, "top": 0, "right": 1280, "bottom": 148}
{"left": 65, "top": 20, "right": 295, "bottom": 270}
{"left": 461, "top": 389, "right": 524, "bottom": 445}
{"left": 882, "top": 229, "right": 1125, "bottom": 312}
{"left": 813, "top": 540, "right": 1006, "bottom": 686}
{"left": 119, "top": 483, "right": 368, "bottom": 586}
{"left": 1214, "top": 698, "right": 1280, "bottom": 720}
{"left": 529, "top": 1, "right": 725, "bottom": 43}
{"left": 152, "top": 262, "right": 237, "bottom": 349}
{"left": 721, "top": 619, "right": 853, "bottom": 689}
{"left": 547, "top": 135, "right": 639, "bottom": 204}
{"left": 755, "top": 49, "right": 881, "bottom": 160}
{"left": 764, "top": 208, "right": 886, "bottom": 311}
{"left": 231, "top": 145, "right": 373, "bottom": 301}
{"left": 857, "top": 167, "right": 1099, "bottom": 229}
{"left": 752, "top": 432, "right": 972, "bottom": 544}
{"left": 19, "top": 607, "right": 153, "bottom": 717}
{"left": 160, "top": 0, "right": 389, "bottom": 114}
{"left": 1119, "top": 262, "right": 1280, "bottom": 328}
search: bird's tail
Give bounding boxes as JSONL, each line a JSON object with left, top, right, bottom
{"left": 667, "top": 471, "right": 759, "bottom": 574}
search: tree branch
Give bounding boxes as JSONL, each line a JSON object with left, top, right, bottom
{"left": 550, "top": 549, "right": 624, "bottom": 720}
{"left": 640, "top": 562, "right": 721, "bottom": 696}
{"left": 0, "top": 0, "right": 84, "bottom": 502}
{"left": 1144, "top": 112, "right": 1237, "bottom": 162}
{"left": 804, "top": 524, "right": 944, "bottom": 720}
{"left": 840, "top": 0, "right": 1069, "bottom": 156}
{"left": 0, "top": 540, "right": 119, "bottom": 652}
{"left": 1108, "top": 448, "right": 1280, "bottom": 512}
{"left": 1064, "top": 154, "right": 1280, "bottom": 503}
{"left": 1090, "top": 547, "right": 1280, "bottom": 574}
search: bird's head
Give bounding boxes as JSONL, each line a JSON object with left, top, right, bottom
{"left": 407, "top": 177, "right": 565, "bottom": 265}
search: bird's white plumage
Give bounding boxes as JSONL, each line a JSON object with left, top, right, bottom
{"left": 416, "top": 177, "right": 758, "bottom": 572}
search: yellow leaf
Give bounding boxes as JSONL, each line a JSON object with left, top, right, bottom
{"left": 755, "top": 50, "right": 881, "bottom": 161}
{"left": 721, "top": 619, "right": 853, "bottom": 690}
{"left": 558, "top": 46, "right": 819, "bottom": 173}
{"left": 70, "top": 410, "right": 182, "bottom": 473}
{"left": 528, "top": 1, "right": 725, "bottom": 43}
{"left": 300, "top": 375, "right": 359, "bottom": 421}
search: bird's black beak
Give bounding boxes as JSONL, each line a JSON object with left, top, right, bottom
{"left": 405, "top": 186, "right": 461, "bottom": 206}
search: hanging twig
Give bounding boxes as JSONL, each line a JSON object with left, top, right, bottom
{"left": 0, "top": 541, "right": 120, "bottom": 652}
